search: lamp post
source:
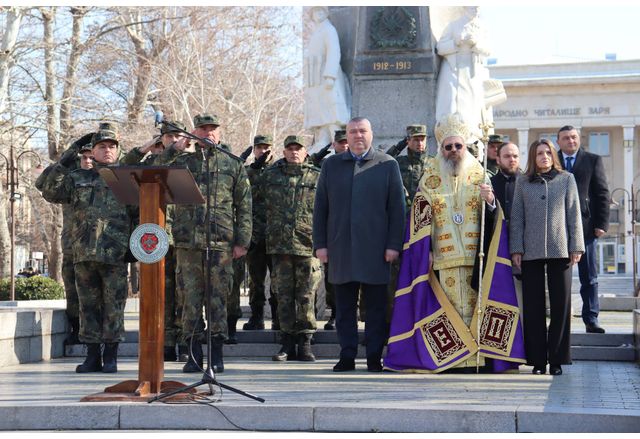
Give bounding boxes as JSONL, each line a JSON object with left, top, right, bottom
{"left": 0, "top": 146, "right": 42, "bottom": 301}
{"left": 610, "top": 185, "right": 640, "bottom": 297}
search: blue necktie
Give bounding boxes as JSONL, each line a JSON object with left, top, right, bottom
{"left": 565, "top": 156, "right": 573, "bottom": 172}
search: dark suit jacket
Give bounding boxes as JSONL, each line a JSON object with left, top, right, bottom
{"left": 312, "top": 148, "right": 405, "bottom": 285}
{"left": 561, "top": 148, "right": 610, "bottom": 240}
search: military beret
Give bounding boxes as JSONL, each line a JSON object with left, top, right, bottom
{"left": 91, "top": 129, "right": 119, "bottom": 147}
{"left": 193, "top": 113, "right": 220, "bottom": 128}
{"left": 161, "top": 120, "right": 186, "bottom": 134}
{"left": 407, "top": 125, "right": 427, "bottom": 137}
{"left": 334, "top": 129, "right": 347, "bottom": 142}
{"left": 254, "top": 134, "right": 273, "bottom": 146}
{"left": 284, "top": 135, "right": 305, "bottom": 148}
{"left": 488, "top": 134, "right": 504, "bottom": 144}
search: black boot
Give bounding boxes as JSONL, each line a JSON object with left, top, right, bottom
{"left": 297, "top": 333, "right": 316, "bottom": 362}
{"left": 272, "top": 333, "right": 297, "bottom": 361}
{"left": 164, "top": 344, "right": 177, "bottom": 361}
{"left": 182, "top": 337, "right": 203, "bottom": 373}
{"left": 102, "top": 343, "right": 119, "bottom": 373}
{"left": 76, "top": 343, "right": 102, "bottom": 373}
{"left": 269, "top": 297, "right": 280, "bottom": 331}
{"left": 243, "top": 306, "right": 265, "bottom": 330}
{"left": 324, "top": 308, "right": 336, "bottom": 330}
{"left": 225, "top": 317, "right": 239, "bottom": 344}
{"left": 211, "top": 337, "right": 224, "bottom": 373}
{"left": 66, "top": 317, "right": 80, "bottom": 345}
{"left": 177, "top": 344, "right": 189, "bottom": 362}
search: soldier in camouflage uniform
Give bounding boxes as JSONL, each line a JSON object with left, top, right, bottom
{"left": 155, "top": 113, "right": 252, "bottom": 373}
{"left": 122, "top": 120, "right": 197, "bottom": 362}
{"left": 242, "top": 134, "right": 277, "bottom": 331}
{"left": 38, "top": 127, "right": 137, "bottom": 374}
{"left": 261, "top": 135, "right": 321, "bottom": 362}
{"left": 36, "top": 133, "right": 95, "bottom": 346}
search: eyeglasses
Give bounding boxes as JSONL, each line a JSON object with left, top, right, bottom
{"left": 443, "top": 143, "right": 464, "bottom": 151}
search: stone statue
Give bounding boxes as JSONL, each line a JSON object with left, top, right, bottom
{"left": 304, "top": 6, "right": 350, "bottom": 152}
{"left": 435, "top": 6, "right": 498, "bottom": 142}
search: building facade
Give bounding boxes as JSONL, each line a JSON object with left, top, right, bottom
{"left": 490, "top": 59, "right": 640, "bottom": 275}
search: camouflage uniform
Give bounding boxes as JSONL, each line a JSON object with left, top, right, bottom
{"left": 154, "top": 117, "right": 252, "bottom": 346}
{"left": 244, "top": 135, "right": 276, "bottom": 330}
{"left": 121, "top": 127, "right": 189, "bottom": 356}
{"left": 36, "top": 134, "right": 94, "bottom": 344}
{"left": 261, "top": 143, "right": 321, "bottom": 338}
{"left": 38, "top": 149, "right": 136, "bottom": 345}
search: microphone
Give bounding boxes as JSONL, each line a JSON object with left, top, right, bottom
{"left": 154, "top": 110, "right": 164, "bottom": 127}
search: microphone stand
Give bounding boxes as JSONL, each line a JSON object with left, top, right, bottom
{"left": 149, "top": 118, "right": 264, "bottom": 404}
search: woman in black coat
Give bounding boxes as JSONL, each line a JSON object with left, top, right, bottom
{"left": 510, "top": 139, "right": 584, "bottom": 375}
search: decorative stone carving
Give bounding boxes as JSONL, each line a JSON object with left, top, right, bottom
{"left": 369, "top": 7, "right": 417, "bottom": 50}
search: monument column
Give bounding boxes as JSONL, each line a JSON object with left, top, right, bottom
{"left": 622, "top": 125, "right": 636, "bottom": 274}
{"left": 329, "top": 6, "right": 437, "bottom": 151}
{"left": 517, "top": 128, "right": 529, "bottom": 164}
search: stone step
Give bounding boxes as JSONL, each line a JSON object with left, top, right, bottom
{"left": 65, "top": 332, "right": 636, "bottom": 361}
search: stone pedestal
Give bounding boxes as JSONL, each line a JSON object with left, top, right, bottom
{"left": 329, "top": 6, "right": 438, "bottom": 153}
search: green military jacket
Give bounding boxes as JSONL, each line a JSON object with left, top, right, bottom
{"left": 395, "top": 148, "right": 429, "bottom": 207}
{"left": 260, "top": 159, "right": 320, "bottom": 257}
{"left": 155, "top": 143, "right": 252, "bottom": 251}
{"left": 246, "top": 155, "right": 275, "bottom": 244}
{"left": 37, "top": 163, "right": 75, "bottom": 255}
{"left": 38, "top": 163, "right": 137, "bottom": 265}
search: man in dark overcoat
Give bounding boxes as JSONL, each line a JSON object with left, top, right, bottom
{"left": 313, "top": 117, "right": 405, "bottom": 372}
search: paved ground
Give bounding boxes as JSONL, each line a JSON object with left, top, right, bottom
{"left": 0, "top": 355, "right": 638, "bottom": 432}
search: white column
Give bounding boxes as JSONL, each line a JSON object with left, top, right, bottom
{"left": 517, "top": 129, "right": 529, "bottom": 169}
{"left": 622, "top": 125, "right": 635, "bottom": 274}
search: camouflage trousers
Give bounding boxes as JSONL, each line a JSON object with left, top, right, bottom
{"left": 271, "top": 254, "right": 320, "bottom": 335}
{"left": 176, "top": 248, "right": 232, "bottom": 342}
{"left": 246, "top": 239, "right": 275, "bottom": 309}
{"left": 228, "top": 256, "right": 245, "bottom": 320}
{"left": 62, "top": 252, "right": 78, "bottom": 321}
{"left": 164, "top": 246, "right": 182, "bottom": 346}
{"left": 74, "top": 261, "right": 128, "bottom": 344}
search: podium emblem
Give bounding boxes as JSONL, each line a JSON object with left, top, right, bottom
{"left": 130, "top": 223, "right": 169, "bottom": 264}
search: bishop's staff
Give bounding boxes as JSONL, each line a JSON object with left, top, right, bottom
{"left": 475, "top": 79, "right": 507, "bottom": 372}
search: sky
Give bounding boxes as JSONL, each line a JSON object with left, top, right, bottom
{"left": 481, "top": 5, "right": 640, "bottom": 65}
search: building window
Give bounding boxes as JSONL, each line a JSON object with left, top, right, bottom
{"left": 539, "top": 133, "right": 558, "bottom": 149}
{"left": 588, "top": 132, "right": 610, "bottom": 156}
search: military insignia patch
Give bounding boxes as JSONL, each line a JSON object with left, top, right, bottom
{"left": 129, "top": 223, "right": 169, "bottom": 264}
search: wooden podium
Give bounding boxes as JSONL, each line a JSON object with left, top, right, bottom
{"left": 82, "top": 166, "right": 204, "bottom": 402}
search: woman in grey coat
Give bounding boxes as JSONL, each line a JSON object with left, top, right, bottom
{"left": 510, "top": 139, "right": 584, "bottom": 376}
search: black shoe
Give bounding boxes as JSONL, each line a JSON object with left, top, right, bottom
{"left": 324, "top": 317, "right": 336, "bottom": 330}
{"left": 164, "top": 345, "right": 177, "bottom": 362}
{"left": 333, "top": 358, "right": 355, "bottom": 372}
{"left": 585, "top": 323, "right": 605, "bottom": 334}
{"left": 243, "top": 309, "right": 265, "bottom": 330}
{"left": 102, "top": 343, "right": 119, "bottom": 373}
{"left": 532, "top": 365, "right": 546, "bottom": 375}
{"left": 366, "top": 355, "right": 383, "bottom": 372}
{"left": 76, "top": 343, "right": 102, "bottom": 373}
{"left": 549, "top": 365, "right": 563, "bottom": 375}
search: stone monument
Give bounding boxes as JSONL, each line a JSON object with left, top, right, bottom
{"left": 304, "top": 6, "right": 351, "bottom": 153}
{"left": 325, "top": 6, "right": 437, "bottom": 151}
